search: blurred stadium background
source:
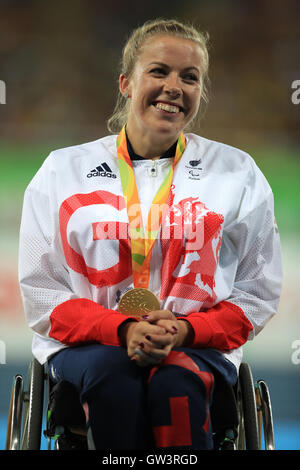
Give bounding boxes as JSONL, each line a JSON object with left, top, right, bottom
{"left": 0, "top": 0, "right": 299, "bottom": 450}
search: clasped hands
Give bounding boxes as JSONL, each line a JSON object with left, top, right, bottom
{"left": 120, "top": 310, "right": 192, "bottom": 367}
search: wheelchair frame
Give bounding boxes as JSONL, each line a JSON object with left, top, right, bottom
{"left": 5, "top": 358, "right": 275, "bottom": 451}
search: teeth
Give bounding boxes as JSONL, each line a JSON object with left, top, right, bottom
{"left": 155, "top": 102, "right": 180, "bottom": 113}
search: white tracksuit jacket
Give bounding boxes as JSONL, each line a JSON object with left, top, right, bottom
{"left": 18, "top": 133, "right": 282, "bottom": 370}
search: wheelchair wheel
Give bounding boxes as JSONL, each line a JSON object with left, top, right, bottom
{"left": 6, "top": 358, "right": 45, "bottom": 450}
{"left": 236, "top": 363, "right": 260, "bottom": 450}
{"left": 21, "top": 358, "right": 45, "bottom": 450}
{"left": 5, "top": 374, "right": 24, "bottom": 450}
{"left": 255, "top": 380, "right": 275, "bottom": 450}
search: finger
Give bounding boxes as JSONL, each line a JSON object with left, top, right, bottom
{"left": 144, "top": 332, "right": 174, "bottom": 348}
{"left": 155, "top": 319, "right": 179, "bottom": 335}
{"left": 139, "top": 341, "right": 173, "bottom": 363}
{"left": 134, "top": 348, "right": 144, "bottom": 357}
{"left": 138, "top": 320, "right": 167, "bottom": 336}
{"left": 130, "top": 349, "right": 163, "bottom": 367}
{"left": 127, "top": 325, "right": 170, "bottom": 358}
{"left": 142, "top": 309, "right": 175, "bottom": 323}
{"left": 136, "top": 338, "right": 170, "bottom": 359}
{"left": 130, "top": 348, "right": 146, "bottom": 363}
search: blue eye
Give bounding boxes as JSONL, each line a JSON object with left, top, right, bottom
{"left": 150, "top": 68, "right": 166, "bottom": 75}
{"left": 183, "top": 73, "right": 198, "bottom": 82}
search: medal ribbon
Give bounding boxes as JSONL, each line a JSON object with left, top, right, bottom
{"left": 116, "top": 125, "right": 186, "bottom": 288}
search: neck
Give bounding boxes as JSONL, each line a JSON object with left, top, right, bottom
{"left": 125, "top": 125, "right": 179, "bottom": 159}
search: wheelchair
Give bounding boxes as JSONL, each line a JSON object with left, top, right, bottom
{"left": 5, "top": 357, "right": 275, "bottom": 451}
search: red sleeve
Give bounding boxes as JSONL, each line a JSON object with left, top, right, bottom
{"left": 179, "top": 300, "right": 253, "bottom": 351}
{"left": 49, "top": 298, "right": 138, "bottom": 347}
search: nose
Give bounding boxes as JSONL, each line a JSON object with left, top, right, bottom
{"left": 163, "top": 73, "right": 182, "bottom": 98}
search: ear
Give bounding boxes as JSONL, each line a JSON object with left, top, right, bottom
{"left": 119, "top": 74, "right": 131, "bottom": 98}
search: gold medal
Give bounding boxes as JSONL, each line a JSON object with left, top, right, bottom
{"left": 118, "top": 288, "right": 160, "bottom": 318}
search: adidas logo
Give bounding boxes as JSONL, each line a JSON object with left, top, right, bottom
{"left": 87, "top": 162, "right": 117, "bottom": 179}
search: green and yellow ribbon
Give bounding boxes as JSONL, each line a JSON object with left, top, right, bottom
{"left": 117, "top": 126, "right": 186, "bottom": 288}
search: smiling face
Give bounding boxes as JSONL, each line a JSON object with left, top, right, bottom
{"left": 119, "top": 34, "right": 205, "bottom": 157}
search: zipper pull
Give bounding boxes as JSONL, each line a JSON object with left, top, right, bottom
{"left": 148, "top": 160, "right": 158, "bottom": 177}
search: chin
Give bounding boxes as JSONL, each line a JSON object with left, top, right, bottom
{"left": 150, "top": 118, "right": 185, "bottom": 136}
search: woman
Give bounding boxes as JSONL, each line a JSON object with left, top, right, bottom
{"left": 19, "top": 19, "right": 282, "bottom": 450}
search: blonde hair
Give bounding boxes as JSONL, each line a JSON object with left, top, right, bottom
{"left": 107, "top": 18, "right": 210, "bottom": 134}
